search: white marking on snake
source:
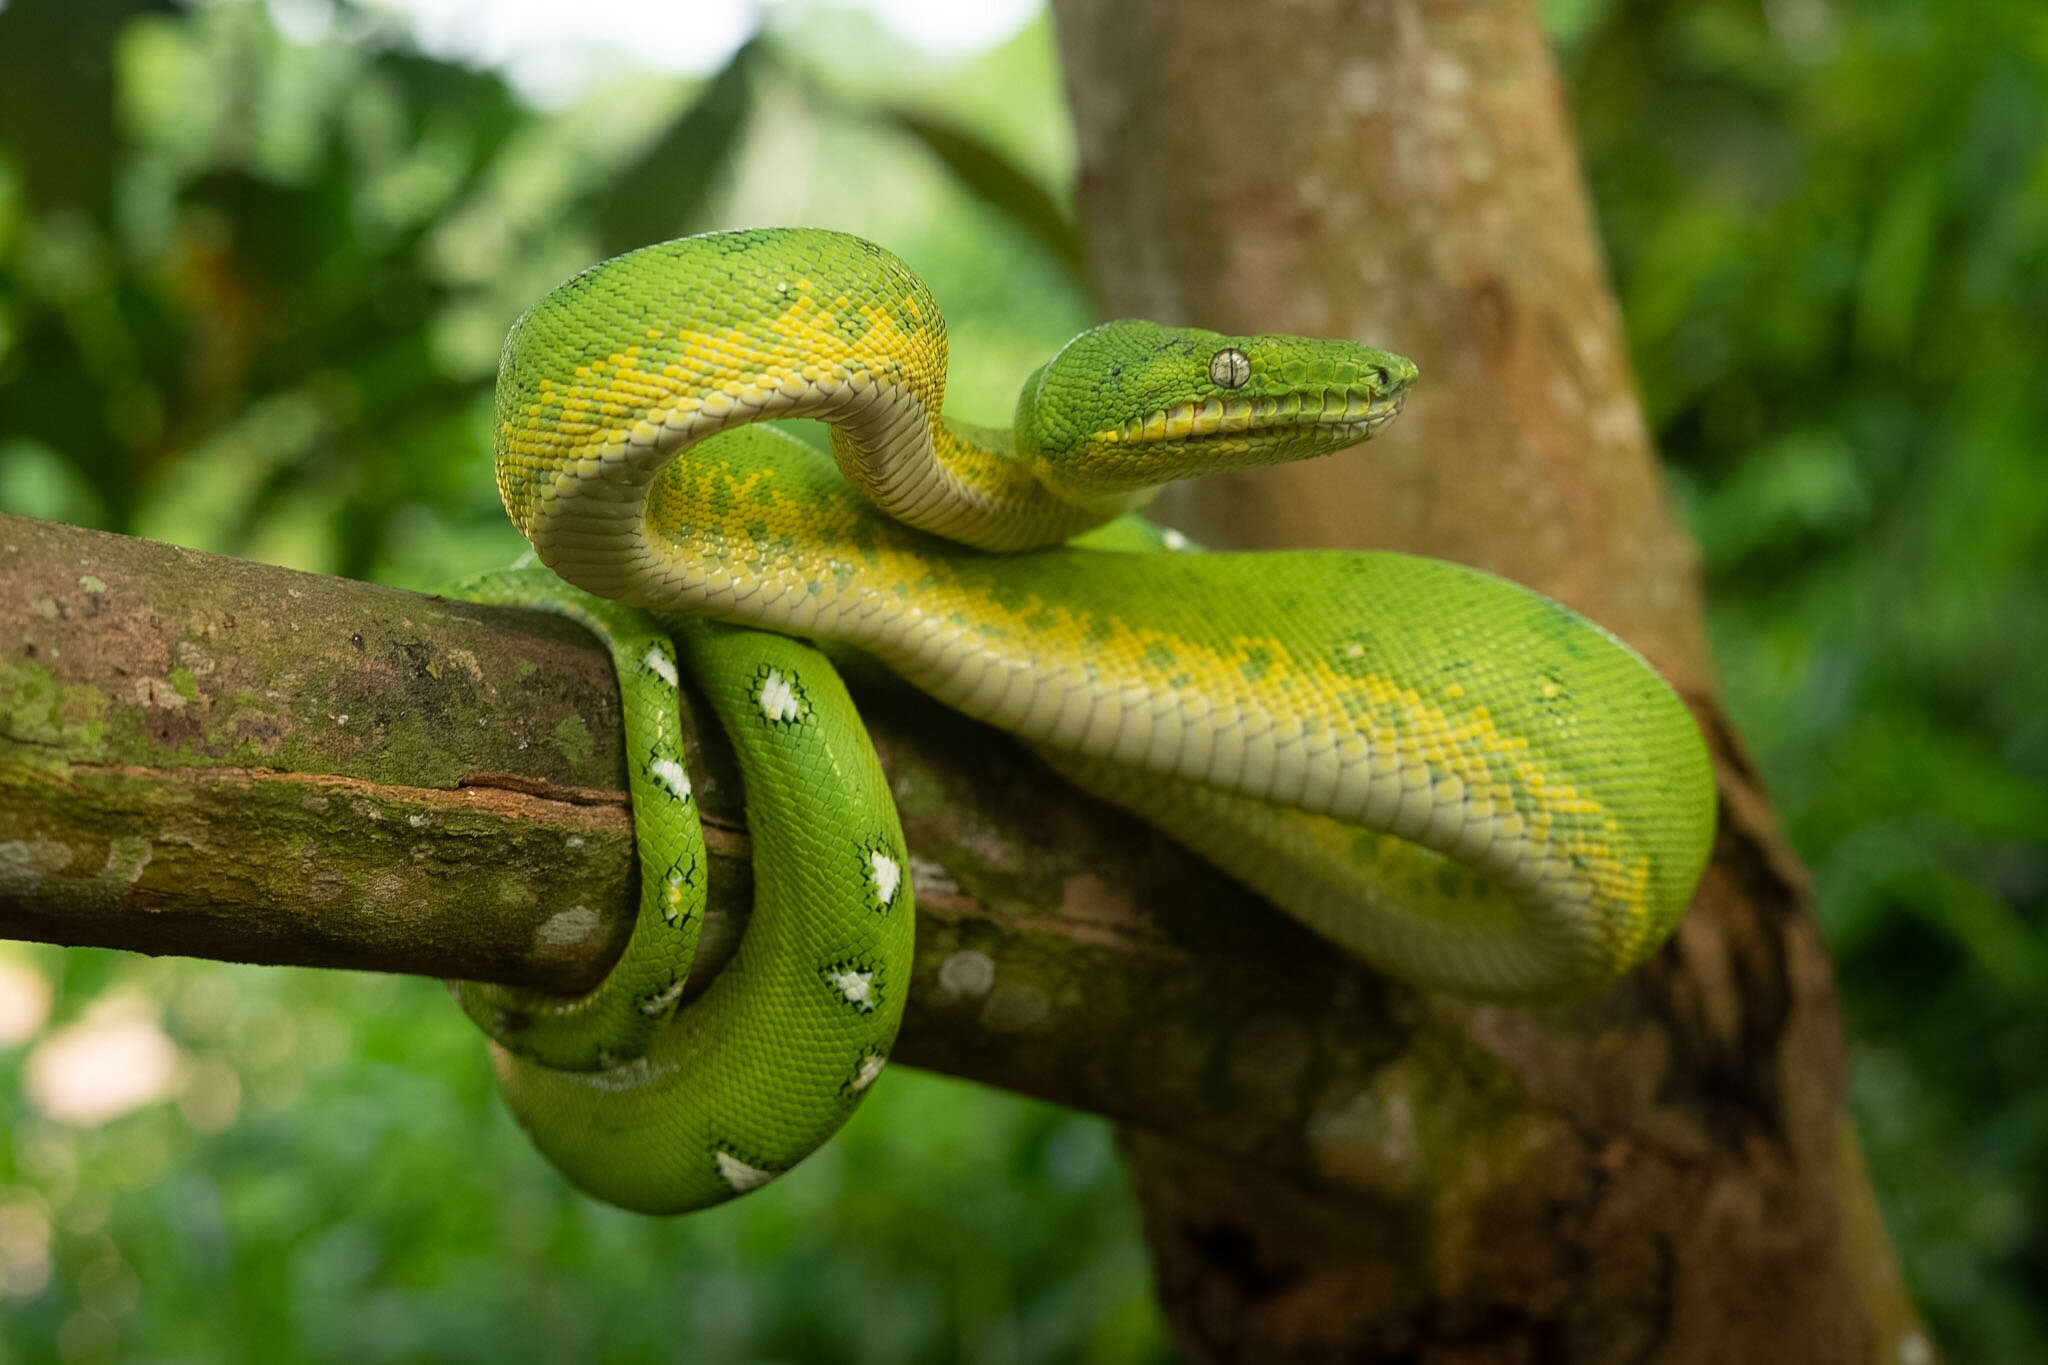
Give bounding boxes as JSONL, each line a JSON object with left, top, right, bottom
{"left": 649, "top": 757, "right": 691, "bottom": 801}
{"left": 638, "top": 978, "right": 686, "bottom": 1015}
{"left": 572, "top": 1056, "right": 671, "bottom": 1093}
{"left": 1160, "top": 528, "right": 1189, "bottom": 551}
{"left": 715, "top": 1150, "right": 777, "bottom": 1193}
{"left": 868, "top": 850, "right": 901, "bottom": 907}
{"left": 827, "top": 968, "right": 875, "bottom": 1009}
{"left": 852, "top": 1052, "right": 887, "bottom": 1092}
{"left": 756, "top": 670, "right": 803, "bottom": 722}
{"left": 642, "top": 645, "right": 677, "bottom": 687}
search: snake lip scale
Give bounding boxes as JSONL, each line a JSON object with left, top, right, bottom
{"left": 1099, "top": 391, "right": 1407, "bottom": 450}
{"left": 445, "top": 226, "right": 1716, "bottom": 1215}
{"left": 1109, "top": 394, "right": 1406, "bottom": 434}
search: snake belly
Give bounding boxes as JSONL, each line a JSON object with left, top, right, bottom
{"left": 455, "top": 227, "right": 1717, "bottom": 1214}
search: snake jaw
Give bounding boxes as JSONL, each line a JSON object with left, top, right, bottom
{"left": 1081, "top": 380, "right": 1411, "bottom": 484}
{"left": 1103, "top": 387, "right": 1407, "bottom": 444}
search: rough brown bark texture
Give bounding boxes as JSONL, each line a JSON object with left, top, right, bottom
{"left": 1051, "top": 1, "right": 1931, "bottom": 1362}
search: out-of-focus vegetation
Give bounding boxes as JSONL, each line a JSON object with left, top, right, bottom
{"left": 0, "top": 0, "right": 2040, "bottom": 1360}
{"left": 1564, "top": 3, "right": 2048, "bottom": 1359}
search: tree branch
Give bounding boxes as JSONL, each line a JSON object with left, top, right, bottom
{"left": 1, "top": 510, "right": 1410, "bottom": 1171}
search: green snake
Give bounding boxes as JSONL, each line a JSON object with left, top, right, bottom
{"left": 447, "top": 227, "right": 1715, "bottom": 1215}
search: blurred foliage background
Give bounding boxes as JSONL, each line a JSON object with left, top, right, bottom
{"left": 0, "top": 0, "right": 2041, "bottom": 1360}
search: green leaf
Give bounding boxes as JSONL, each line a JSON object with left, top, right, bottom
{"left": 878, "top": 104, "right": 1087, "bottom": 285}
{"left": 0, "top": 0, "right": 178, "bottom": 216}
{"left": 594, "top": 36, "right": 761, "bottom": 256}
{"left": 1856, "top": 160, "right": 1942, "bottom": 362}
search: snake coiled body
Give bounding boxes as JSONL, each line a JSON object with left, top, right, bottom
{"left": 452, "top": 228, "right": 1715, "bottom": 1214}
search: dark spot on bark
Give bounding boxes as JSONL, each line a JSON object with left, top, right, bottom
{"left": 1466, "top": 274, "right": 1514, "bottom": 366}
{"left": 1184, "top": 1222, "right": 1301, "bottom": 1301}
{"left": 234, "top": 711, "right": 283, "bottom": 750}
{"left": 145, "top": 702, "right": 203, "bottom": 748}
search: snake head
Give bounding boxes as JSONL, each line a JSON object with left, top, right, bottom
{"left": 1013, "top": 320, "right": 1417, "bottom": 503}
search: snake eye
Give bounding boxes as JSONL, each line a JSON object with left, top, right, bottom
{"left": 1208, "top": 348, "right": 1251, "bottom": 390}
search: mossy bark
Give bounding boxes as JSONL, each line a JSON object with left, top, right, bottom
{"left": 1051, "top": 0, "right": 1932, "bottom": 1361}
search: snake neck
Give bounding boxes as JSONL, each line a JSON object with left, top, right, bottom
{"left": 830, "top": 414, "right": 1145, "bottom": 553}
{"left": 495, "top": 229, "right": 1126, "bottom": 569}
{"left": 513, "top": 379, "right": 1129, "bottom": 600}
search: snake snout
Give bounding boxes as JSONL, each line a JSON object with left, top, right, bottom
{"left": 1371, "top": 353, "right": 1420, "bottom": 397}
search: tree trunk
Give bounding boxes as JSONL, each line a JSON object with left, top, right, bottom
{"left": 1052, "top": 0, "right": 1931, "bottom": 1360}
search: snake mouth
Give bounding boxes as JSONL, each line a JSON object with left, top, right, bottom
{"left": 1097, "top": 388, "right": 1408, "bottom": 449}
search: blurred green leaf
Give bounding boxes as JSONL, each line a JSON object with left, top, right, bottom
{"left": 1857, "top": 160, "right": 1942, "bottom": 361}
{"left": 594, "top": 36, "right": 761, "bottom": 256}
{"left": 0, "top": 0, "right": 176, "bottom": 215}
{"left": 876, "top": 104, "right": 1088, "bottom": 285}
{"left": 1690, "top": 427, "right": 1870, "bottom": 568}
